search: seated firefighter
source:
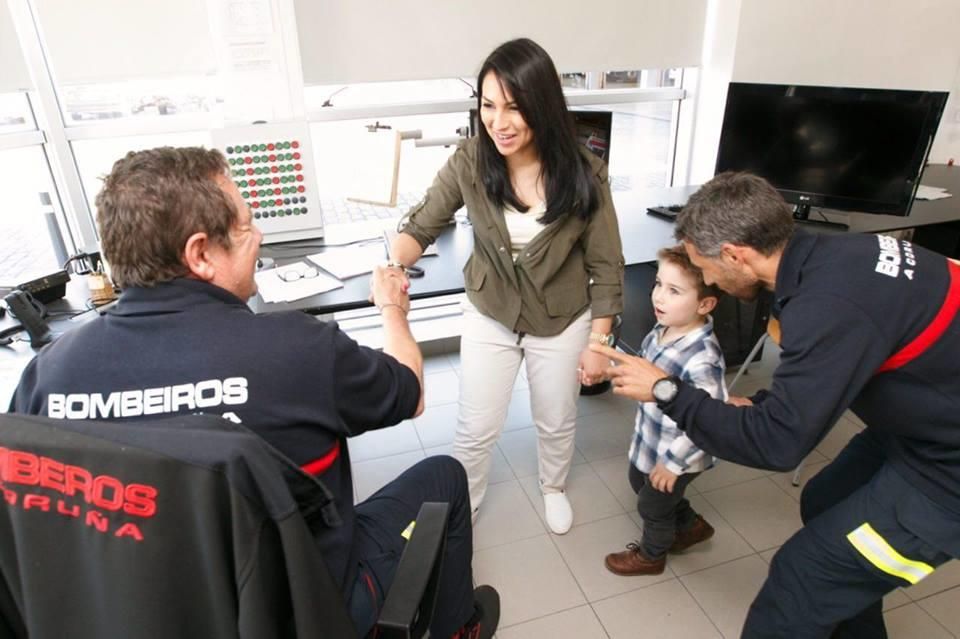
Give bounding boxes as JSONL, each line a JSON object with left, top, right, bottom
{"left": 8, "top": 146, "right": 499, "bottom": 639}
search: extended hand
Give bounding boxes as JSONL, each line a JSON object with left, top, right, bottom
{"left": 369, "top": 265, "right": 411, "bottom": 313}
{"left": 650, "top": 462, "right": 679, "bottom": 494}
{"left": 588, "top": 344, "right": 667, "bottom": 402}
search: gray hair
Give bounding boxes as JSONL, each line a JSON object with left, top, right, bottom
{"left": 675, "top": 172, "right": 794, "bottom": 257}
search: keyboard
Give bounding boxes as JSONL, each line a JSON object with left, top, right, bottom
{"left": 320, "top": 191, "right": 425, "bottom": 226}
{"left": 646, "top": 205, "right": 684, "bottom": 221}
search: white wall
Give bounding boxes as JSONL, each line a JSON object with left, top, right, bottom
{"left": 731, "top": 0, "right": 959, "bottom": 89}
{"left": 687, "top": 0, "right": 960, "bottom": 182}
{"left": 928, "top": 62, "right": 960, "bottom": 165}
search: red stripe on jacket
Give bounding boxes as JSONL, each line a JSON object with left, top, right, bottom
{"left": 301, "top": 441, "right": 340, "bottom": 476}
{"left": 878, "top": 260, "right": 960, "bottom": 373}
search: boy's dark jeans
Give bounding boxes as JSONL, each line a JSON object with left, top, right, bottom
{"left": 629, "top": 464, "right": 702, "bottom": 559}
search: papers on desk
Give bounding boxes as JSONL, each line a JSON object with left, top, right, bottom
{"left": 306, "top": 232, "right": 439, "bottom": 281}
{"left": 255, "top": 261, "right": 343, "bottom": 303}
{"left": 307, "top": 242, "right": 387, "bottom": 279}
{"left": 916, "top": 185, "right": 953, "bottom": 201}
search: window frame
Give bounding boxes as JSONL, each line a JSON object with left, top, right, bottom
{"left": 306, "top": 86, "right": 685, "bottom": 122}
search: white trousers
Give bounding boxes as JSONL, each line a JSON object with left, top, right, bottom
{"left": 453, "top": 300, "right": 592, "bottom": 511}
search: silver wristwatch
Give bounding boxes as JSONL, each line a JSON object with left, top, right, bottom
{"left": 652, "top": 376, "right": 681, "bottom": 407}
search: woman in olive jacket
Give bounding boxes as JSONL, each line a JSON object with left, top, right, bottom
{"left": 389, "top": 38, "right": 624, "bottom": 534}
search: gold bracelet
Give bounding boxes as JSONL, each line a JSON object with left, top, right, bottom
{"left": 378, "top": 302, "right": 407, "bottom": 315}
{"left": 385, "top": 260, "right": 405, "bottom": 270}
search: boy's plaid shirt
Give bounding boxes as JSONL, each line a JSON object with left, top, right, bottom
{"left": 628, "top": 316, "right": 727, "bottom": 475}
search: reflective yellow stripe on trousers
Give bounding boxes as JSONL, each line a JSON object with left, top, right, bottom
{"left": 846, "top": 523, "right": 934, "bottom": 585}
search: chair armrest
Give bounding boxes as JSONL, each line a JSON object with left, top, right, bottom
{"left": 375, "top": 502, "right": 450, "bottom": 639}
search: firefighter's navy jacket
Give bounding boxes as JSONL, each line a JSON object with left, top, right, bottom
{"left": 666, "top": 231, "right": 960, "bottom": 515}
{"left": 9, "top": 278, "right": 420, "bottom": 590}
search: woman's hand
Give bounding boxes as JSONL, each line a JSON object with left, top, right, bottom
{"left": 727, "top": 395, "right": 754, "bottom": 407}
{"left": 578, "top": 347, "right": 610, "bottom": 386}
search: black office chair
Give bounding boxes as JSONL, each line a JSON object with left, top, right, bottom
{"left": 0, "top": 413, "right": 446, "bottom": 639}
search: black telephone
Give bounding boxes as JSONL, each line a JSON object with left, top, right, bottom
{"left": 3, "top": 290, "right": 53, "bottom": 347}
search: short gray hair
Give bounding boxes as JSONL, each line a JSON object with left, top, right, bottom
{"left": 675, "top": 172, "right": 794, "bottom": 257}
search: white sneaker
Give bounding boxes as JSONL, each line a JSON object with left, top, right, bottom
{"left": 543, "top": 491, "right": 573, "bottom": 534}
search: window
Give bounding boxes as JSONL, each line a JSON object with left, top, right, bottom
{"left": 309, "top": 113, "right": 470, "bottom": 201}
{"left": 305, "top": 69, "right": 683, "bottom": 196}
{"left": 604, "top": 68, "right": 680, "bottom": 89}
{"left": 71, "top": 131, "right": 212, "bottom": 214}
{"left": 0, "top": 146, "right": 67, "bottom": 284}
{"left": 0, "top": 93, "right": 34, "bottom": 134}
{"left": 305, "top": 78, "right": 474, "bottom": 110}
{"left": 59, "top": 76, "right": 218, "bottom": 125}
{"left": 602, "top": 102, "right": 676, "bottom": 189}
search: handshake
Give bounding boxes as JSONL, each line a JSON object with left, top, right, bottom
{"left": 369, "top": 262, "right": 412, "bottom": 316}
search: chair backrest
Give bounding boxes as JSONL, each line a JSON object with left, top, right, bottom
{"left": 0, "top": 413, "right": 358, "bottom": 639}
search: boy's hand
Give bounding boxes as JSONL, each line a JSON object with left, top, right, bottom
{"left": 727, "top": 395, "right": 753, "bottom": 407}
{"left": 650, "top": 462, "right": 679, "bottom": 494}
{"left": 589, "top": 343, "right": 666, "bottom": 401}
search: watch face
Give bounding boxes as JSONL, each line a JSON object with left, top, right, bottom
{"left": 603, "top": 334, "right": 615, "bottom": 347}
{"left": 653, "top": 378, "right": 678, "bottom": 403}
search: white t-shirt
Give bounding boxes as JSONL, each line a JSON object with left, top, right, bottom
{"left": 503, "top": 201, "right": 547, "bottom": 261}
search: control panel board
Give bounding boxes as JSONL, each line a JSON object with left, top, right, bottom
{"left": 211, "top": 122, "right": 323, "bottom": 243}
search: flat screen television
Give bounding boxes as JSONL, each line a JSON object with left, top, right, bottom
{"left": 715, "top": 83, "right": 948, "bottom": 221}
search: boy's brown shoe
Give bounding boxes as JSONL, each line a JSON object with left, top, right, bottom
{"left": 670, "top": 515, "right": 715, "bottom": 553}
{"left": 604, "top": 543, "right": 666, "bottom": 576}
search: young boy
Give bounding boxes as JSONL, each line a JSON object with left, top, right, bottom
{"left": 605, "top": 245, "right": 726, "bottom": 576}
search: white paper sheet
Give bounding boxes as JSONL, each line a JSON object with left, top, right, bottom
{"left": 916, "top": 185, "right": 952, "bottom": 201}
{"left": 254, "top": 261, "right": 343, "bottom": 303}
{"left": 307, "top": 242, "right": 387, "bottom": 279}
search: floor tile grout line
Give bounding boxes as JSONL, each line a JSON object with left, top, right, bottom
{"left": 674, "top": 571, "right": 727, "bottom": 638}
{"left": 494, "top": 602, "right": 611, "bottom": 637}
{"left": 513, "top": 471, "right": 597, "bottom": 610}
{"left": 905, "top": 600, "right": 959, "bottom": 638}
{"left": 909, "top": 582, "right": 960, "bottom": 604}
{"left": 694, "top": 466, "right": 780, "bottom": 497}
{"left": 691, "top": 486, "right": 761, "bottom": 557}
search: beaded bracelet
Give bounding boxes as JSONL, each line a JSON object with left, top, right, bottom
{"left": 377, "top": 302, "right": 407, "bottom": 315}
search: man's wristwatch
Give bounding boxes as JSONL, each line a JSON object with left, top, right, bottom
{"left": 652, "top": 375, "right": 681, "bottom": 408}
{"left": 589, "top": 332, "right": 616, "bottom": 347}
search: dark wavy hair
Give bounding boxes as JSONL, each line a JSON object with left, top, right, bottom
{"left": 476, "top": 38, "right": 599, "bottom": 224}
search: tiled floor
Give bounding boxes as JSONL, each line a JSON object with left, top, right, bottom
{"left": 3, "top": 330, "right": 958, "bottom": 637}
{"left": 350, "top": 346, "right": 960, "bottom": 638}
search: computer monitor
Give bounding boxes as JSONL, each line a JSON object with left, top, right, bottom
{"left": 715, "top": 83, "right": 948, "bottom": 220}
{"left": 469, "top": 108, "right": 613, "bottom": 163}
